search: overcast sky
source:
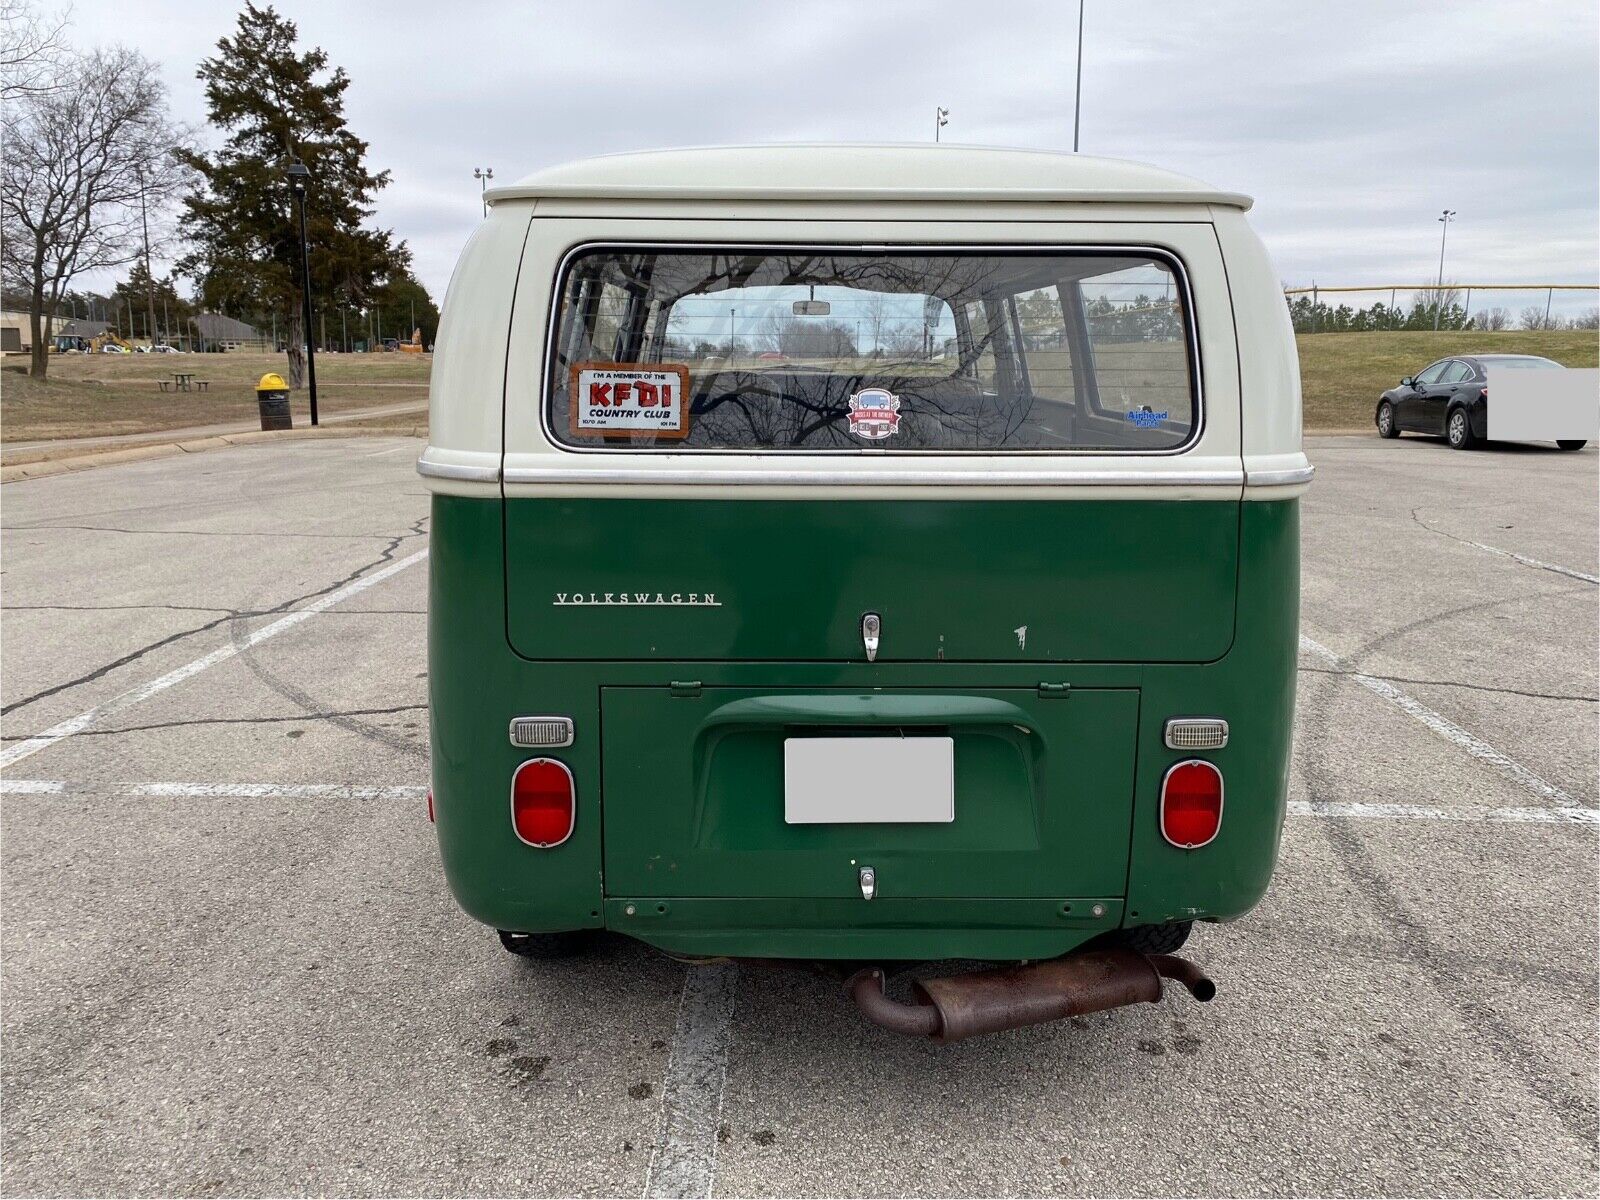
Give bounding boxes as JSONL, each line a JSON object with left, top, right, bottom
{"left": 64, "top": 0, "right": 1600, "bottom": 316}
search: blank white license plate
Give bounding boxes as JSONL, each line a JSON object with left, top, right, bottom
{"left": 783, "top": 736, "right": 954, "bottom": 824}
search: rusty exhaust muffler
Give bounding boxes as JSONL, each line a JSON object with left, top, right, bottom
{"left": 845, "top": 949, "right": 1214, "bottom": 1042}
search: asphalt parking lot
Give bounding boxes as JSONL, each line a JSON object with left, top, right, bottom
{"left": 2, "top": 434, "right": 1595, "bottom": 1198}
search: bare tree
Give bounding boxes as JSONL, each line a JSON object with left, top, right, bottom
{"left": 1569, "top": 307, "right": 1599, "bottom": 331}
{"left": 1471, "top": 306, "right": 1511, "bottom": 331}
{"left": 1518, "top": 305, "right": 1564, "bottom": 331}
{"left": 0, "top": 0, "right": 70, "bottom": 98}
{"left": 863, "top": 292, "right": 889, "bottom": 357}
{"left": 1, "top": 47, "right": 191, "bottom": 375}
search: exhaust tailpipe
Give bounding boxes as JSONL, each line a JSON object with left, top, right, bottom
{"left": 846, "top": 949, "right": 1214, "bottom": 1042}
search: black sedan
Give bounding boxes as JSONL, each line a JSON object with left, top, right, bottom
{"left": 1375, "top": 353, "right": 1587, "bottom": 451}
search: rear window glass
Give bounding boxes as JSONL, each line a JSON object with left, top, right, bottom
{"left": 546, "top": 247, "right": 1198, "bottom": 452}
{"left": 1486, "top": 356, "right": 1562, "bottom": 369}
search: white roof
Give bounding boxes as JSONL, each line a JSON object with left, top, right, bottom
{"left": 483, "top": 144, "right": 1252, "bottom": 210}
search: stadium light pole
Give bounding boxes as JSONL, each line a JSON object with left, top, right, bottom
{"left": 1073, "top": 0, "right": 1085, "bottom": 152}
{"left": 474, "top": 167, "right": 494, "bottom": 218}
{"left": 1433, "top": 209, "right": 1456, "bottom": 331}
{"left": 287, "top": 158, "right": 319, "bottom": 425}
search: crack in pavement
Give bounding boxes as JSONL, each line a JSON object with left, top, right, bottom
{"left": 1299, "top": 665, "right": 1597, "bottom": 704}
{"left": 1297, "top": 600, "right": 1599, "bottom": 1147}
{"left": 1, "top": 517, "right": 429, "bottom": 720}
{"left": 1409, "top": 508, "right": 1600, "bottom": 585}
{"left": 227, "top": 517, "right": 431, "bottom": 763}
{"left": 0, "top": 704, "right": 428, "bottom": 741}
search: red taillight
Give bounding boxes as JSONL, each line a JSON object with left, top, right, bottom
{"left": 426, "top": 789, "right": 435, "bottom": 823}
{"left": 1160, "top": 760, "right": 1223, "bottom": 848}
{"left": 511, "top": 758, "right": 575, "bottom": 847}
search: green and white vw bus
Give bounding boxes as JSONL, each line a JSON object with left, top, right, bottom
{"left": 420, "top": 145, "right": 1310, "bottom": 1040}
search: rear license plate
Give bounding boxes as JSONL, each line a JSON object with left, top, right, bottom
{"left": 784, "top": 736, "right": 954, "bottom": 824}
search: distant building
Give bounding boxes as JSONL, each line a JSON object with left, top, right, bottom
{"left": 57, "top": 318, "right": 112, "bottom": 340}
{"left": 1, "top": 311, "right": 115, "bottom": 353}
{"left": 193, "top": 312, "right": 269, "bottom": 352}
{"left": 0, "top": 310, "right": 27, "bottom": 353}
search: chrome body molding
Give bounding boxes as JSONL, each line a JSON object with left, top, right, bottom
{"left": 420, "top": 449, "right": 1312, "bottom": 493}
{"left": 499, "top": 465, "right": 1246, "bottom": 488}
{"left": 1243, "top": 464, "right": 1316, "bottom": 487}
{"left": 417, "top": 455, "right": 499, "bottom": 483}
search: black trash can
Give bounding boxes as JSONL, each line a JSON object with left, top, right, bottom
{"left": 256, "top": 373, "right": 292, "bottom": 431}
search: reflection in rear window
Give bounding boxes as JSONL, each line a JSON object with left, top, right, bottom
{"left": 546, "top": 247, "right": 1198, "bottom": 452}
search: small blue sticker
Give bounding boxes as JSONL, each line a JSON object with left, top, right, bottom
{"left": 1126, "top": 409, "right": 1169, "bottom": 429}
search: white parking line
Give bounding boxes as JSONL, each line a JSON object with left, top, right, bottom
{"left": 644, "top": 962, "right": 739, "bottom": 1200}
{"left": 0, "top": 780, "right": 425, "bottom": 799}
{"left": 1298, "top": 635, "right": 1577, "bottom": 806}
{"left": 1456, "top": 538, "right": 1599, "bottom": 585}
{"left": 1290, "top": 799, "right": 1597, "bottom": 825}
{"left": 0, "top": 548, "right": 429, "bottom": 770}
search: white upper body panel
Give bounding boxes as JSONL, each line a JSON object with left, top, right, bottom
{"left": 483, "top": 144, "right": 1254, "bottom": 210}
{"left": 421, "top": 145, "right": 1309, "bottom": 500}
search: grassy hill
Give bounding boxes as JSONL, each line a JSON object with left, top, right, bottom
{"left": 1298, "top": 330, "right": 1598, "bottom": 431}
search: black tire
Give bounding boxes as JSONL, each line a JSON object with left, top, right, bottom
{"left": 498, "top": 929, "right": 593, "bottom": 959}
{"left": 1447, "top": 407, "right": 1478, "bottom": 450}
{"left": 1376, "top": 401, "right": 1399, "bottom": 438}
{"left": 1557, "top": 440, "right": 1588, "bottom": 451}
{"left": 1110, "top": 920, "right": 1192, "bottom": 956}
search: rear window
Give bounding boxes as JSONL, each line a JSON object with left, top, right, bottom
{"left": 1486, "top": 356, "right": 1562, "bottom": 370}
{"left": 546, "top": 246, "right": 1199, "bottom": 452}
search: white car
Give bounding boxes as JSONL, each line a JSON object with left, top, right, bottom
{"left": 149, "top": 344, "right": 183, "bottom": 354}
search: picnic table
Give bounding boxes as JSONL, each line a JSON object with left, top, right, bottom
{"left": 157, "top": 373, "right": 208, "bottom": 394}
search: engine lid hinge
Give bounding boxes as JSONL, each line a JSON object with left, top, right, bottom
{"left": 1037, "top": 682, "right": 1072, "bottom": 698}
{"left": 669, "top": 680, "right": 703, "bottom": 698}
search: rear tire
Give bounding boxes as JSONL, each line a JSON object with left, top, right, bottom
{"left": 1557, "top": 440, "right": 1588, "bottom": 451}
{"left": 1376, "top": 401, "right": 1399, "bottom": 438}
{"left": 1447, "top": 407, "right": 1478, "bottom": 450}
{"left": 498, "top": 929, "right": 592, "bottom": 959}
{"left": 1110, "top": 920, "right": 1192, "bottom": 956}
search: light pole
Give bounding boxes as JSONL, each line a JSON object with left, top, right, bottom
{"left": 287, "top": 158, "right": 319, "bottom": 425}
{"left": 474, "top": 167, "right": 494, "bottom": 218}
{"left": 1433, "top": 209, "right": 1456, "bottom": 331}
{"left": 729, "top": 308, "right": 736, "bottom": 361}
{"left": 934, "top": 106, "right": 949, "bottom": 142}
{"left": 1073, "top": 0, "right": 1085, "bottom": 152}
{"left": 136, "top": 161, "right": 157, "bottom": 346}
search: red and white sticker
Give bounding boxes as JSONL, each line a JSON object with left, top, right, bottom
{"left": 569, "top": 363, "right": 690, "bottom": 439}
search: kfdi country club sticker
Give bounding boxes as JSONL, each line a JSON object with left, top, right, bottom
{"left": 847, "top": 388, "right": 902, "bottom": 440}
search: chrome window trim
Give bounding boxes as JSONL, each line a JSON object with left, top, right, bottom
{"left": 536, "top": 240, "right": 1206, "bottom": 458}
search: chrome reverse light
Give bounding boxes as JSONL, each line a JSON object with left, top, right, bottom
{"left": 1164, "top": 717, "right": 1229, "bottom": 751}
{"left": 509, "top": 716, "right": 575, "bottom": 749}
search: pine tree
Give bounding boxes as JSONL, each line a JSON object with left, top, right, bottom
{"left": 176, "top": 3, "right": 406, "bottom": 386}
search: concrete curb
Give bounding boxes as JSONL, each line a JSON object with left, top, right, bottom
{"left": 1, "top": 425, "right": 427, "bottom": 483}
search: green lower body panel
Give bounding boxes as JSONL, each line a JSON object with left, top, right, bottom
{"left": 427, "top": 492, "right": 1300, "bottom": 961}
